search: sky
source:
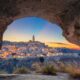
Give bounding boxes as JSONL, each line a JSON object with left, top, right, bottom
{"left": 3, "top": 17, "right": 69, "bottom": 43}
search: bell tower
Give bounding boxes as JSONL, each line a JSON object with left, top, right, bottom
{"left": 32, "top": 35, "right": 35, "bottom": 42}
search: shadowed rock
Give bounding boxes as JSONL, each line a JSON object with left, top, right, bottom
{"left": 0, "top": 0, "right": 80, "bottom": 49}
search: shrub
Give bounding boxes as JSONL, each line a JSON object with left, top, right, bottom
{"left": 59, "top": 63, "right": 73, "bottom": 73}
{"left": 59, "top": 64, "right": 80, "bottom": 79}
{"left": 41, "top": 65, "right": 57, "bottom": 75}
{"left": 58, "top": 62, "right": 67, "bottom": 73}
{"left": 0, "top": 70, "right": 7, "bottom": 74}
{"left": 13, "top": 67, "right": 30, "bottom": 74}
{"left": 31, "top": 62, "right": 42, "bottom": 73}
{"left": 69, "top": 68, "right": 80, "bottom": 79}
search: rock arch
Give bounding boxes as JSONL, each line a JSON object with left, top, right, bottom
{"left": 0, "top": 0, "right": 80, "bottom": 49}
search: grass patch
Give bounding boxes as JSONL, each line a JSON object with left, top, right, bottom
{"left": 59, "top": 63, "right": 80, "bottom": 79}
{"left": 13, "top": 67, "right": 30, "bottom": 74}
{"left": 68, "top": 68, "right": 80, "bottom": 79}
{"left": 32, "top": 63, "right": 57, "bottom": 75}
{"left": 0, "top": 70, "right": 7, "bottom": 74}
{"left": 41, "top": 65, "right": 57, "bottom": 75}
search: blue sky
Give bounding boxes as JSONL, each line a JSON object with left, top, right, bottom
{"left": 3, "top": 17, "right": 69, "bottom": 43}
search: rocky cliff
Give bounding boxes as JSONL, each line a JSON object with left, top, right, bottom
{"left": 0, "top": 0, "right": 80, "bottom": 49}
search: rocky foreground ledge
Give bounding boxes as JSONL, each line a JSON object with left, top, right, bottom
{"left": 0, "top": 74, "right": 71, "bottom": 80}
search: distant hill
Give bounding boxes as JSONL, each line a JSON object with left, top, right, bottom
{"left": 46, "top": 42, "right": 80, "bottom": 50}
{"left": 55, "top": 48, "right": 80, "bottom": 54}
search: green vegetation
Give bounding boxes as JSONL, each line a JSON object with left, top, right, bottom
{"left": 32, "top": 62, "right": 42, "bottom": 73}
{"left": 67, "top": 67, "right": 80, "bottom": 79}
{"left": 32, "top": 62, "right": 57, "bottom": 75}
{"left": 59, "top": 63, "right": 80, "bottom": 79}
{"left": 41, "top": 65, "right": 57, "bottom": 75}
{"left": 0, "top": 70, "right": 7, "bottom": 74}
{"left": 13, "top": 67, "right": 30, "bottom": 74}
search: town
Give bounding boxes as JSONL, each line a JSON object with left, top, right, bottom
{"left": 0, "top": 35, "right": 79, "bottom": 59}
{"left": 0, "top": 35, "right": 61, "bottom": 58}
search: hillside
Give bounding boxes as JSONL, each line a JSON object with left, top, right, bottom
{"left": 0, "top": 41, "right": 80, "bottom": 59}
{"left": 46, "top": 42, "right": 80, "bottom": 50}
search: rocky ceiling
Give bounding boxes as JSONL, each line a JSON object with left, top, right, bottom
{"left": 0, "top": 0, "right": 80, "bottom": 49}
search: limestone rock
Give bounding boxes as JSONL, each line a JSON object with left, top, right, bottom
{"left": 0, "top": 0, "right": 80, "bottom": 49}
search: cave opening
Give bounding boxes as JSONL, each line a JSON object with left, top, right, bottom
{"left": 0, "top": 16, "right": 79, "bottom": 58}
{"left": 3, "top": 17, "right": 68, "bottom": 44}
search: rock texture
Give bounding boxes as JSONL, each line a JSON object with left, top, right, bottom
{"left": 1, "top": 74, "right": 69, "bottom": 80}
{"left": 11, "top": 75, "right": 69, "bottom": 80}
{"left": 0, "top": 0, "right": 80, "bottom": 48}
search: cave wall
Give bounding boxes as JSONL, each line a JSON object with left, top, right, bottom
{"left": 0, "top": 0, "right": 80, "bottom": 49}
